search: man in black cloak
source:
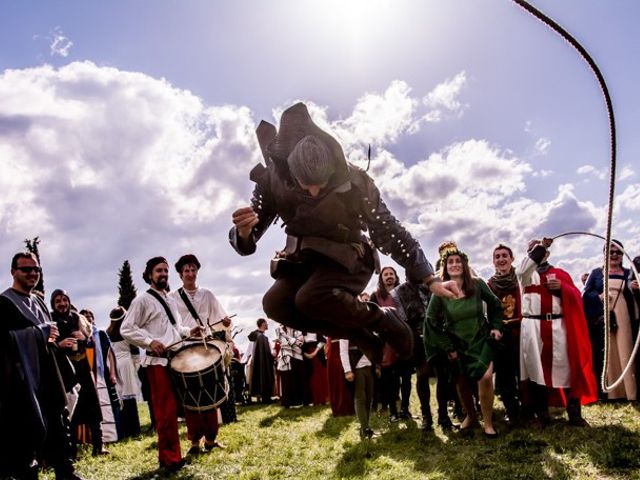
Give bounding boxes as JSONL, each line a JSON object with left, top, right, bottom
{"left": 0, "top": 252, "right": 82, "bottom": 480}
{"left": 50, "top": 289, "right": 107, "bottom": 457}
{"left": 231, "top": 103, "right": 458, "bottom": 365}
{"left": 247, "top": 318, "right": 275, "bottom": 404}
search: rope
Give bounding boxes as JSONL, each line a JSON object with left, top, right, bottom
{"left": 552, "top": 233, "right": 640, "bottom": 390}
{"left": 512, "top": 1, "right": 625, "bottom": 393}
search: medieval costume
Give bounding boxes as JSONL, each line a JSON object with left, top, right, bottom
{"left": 276, "top": 325, "right": 305, "bottom": 407}
{"left": 518, "top": 243, "right": 597, "bottom": 425}
{"left": 170, "top": 286, "right": 230, "bottom": 450}
{"left": 488, "top": 267, "right": 523, "bottom": 421}
{"left": 229, "top": 103, "right": 435, "bottom": 365}
{"left": 370, "top": 290, "right": 405, "bottom": 421}
{"left": 106, "top": 307, "right": 142, "bottom": 439}
{"left": 247, "top": 328, "right": 275, "bottom": 403}
{"left": 325, "top": 337, "right": 355, "bottom": 416}
{"left": 425, "top": 279, "right": 503, "bottom": 381}
{"left": 0, "top": 288, "right": 78, "bottom": 480}
{"left": 302, "top": 333, "right": 329, "bottom": 405}
{"left": 120, "top": 285, "right": 191, "bottom": 470}
{"left": 393, "top": 281, "right": 453, "bottom": 430}
{"left": 583, "top": 266, "right": 638, "bottom": 400}
{"left": 86, "top": 324, "right": 119, "bottom": 443}
{"left": 340, "top": 339, "right": 375, "bottom": 438}
{"left": 50, "top": 290, "right": 105, "bottom": 457}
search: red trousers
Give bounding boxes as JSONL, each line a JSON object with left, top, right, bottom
{"left": 146, "top": 365, "right": 182, "bottom": 467}
{"left": 184, "top": 409, "right": 219, "bottom": 443}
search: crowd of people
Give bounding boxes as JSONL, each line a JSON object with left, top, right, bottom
{"left": 235, "top": 239, "right": 639, "bottom": 441}
{"left": 0, "top": 253, "right": 237, "bottom": 478}
{"left": 2, "top": 102, "right": 640, "bottom": 479}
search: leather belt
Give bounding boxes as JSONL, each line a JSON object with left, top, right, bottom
{"left": 523, "top": 314, "right": 562, "bottom": 320}
{"left": 145, "top": 350, "right": 168, "bottom": 358}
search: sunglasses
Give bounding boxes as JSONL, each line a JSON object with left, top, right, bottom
{"left": 609, "top": 251, "right": 622, "bottom": 257}
{"left": 15, "top": 266, "right": 41, "bottom": 273}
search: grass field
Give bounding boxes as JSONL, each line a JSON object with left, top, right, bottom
{"left": 44, "top": 393, "right": 640, "bottom": 480}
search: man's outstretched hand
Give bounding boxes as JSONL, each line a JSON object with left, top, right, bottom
{"left": 232, "top": 206, "right": 259, "bottom": 239}
{"left": 428, "top": 279, "right": 461, "bottom": 299}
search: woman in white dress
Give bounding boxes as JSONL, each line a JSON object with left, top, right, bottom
{"left": 106, "top": 306, "right": 142, "bottom": 437}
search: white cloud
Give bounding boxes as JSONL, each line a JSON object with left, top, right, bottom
{"left": 534, "top": 137, "right": 551, "bottom": 155}
{"left": 619, "top": 165, "right": 634, "bottom": 181}
{"left": 334, "top": 80, "right": 417, "bottom": 146}
{"left": 422, "top": 71, "right": 468, "bottom": 118}
{"left": 532, "top": 169, "right": 554, "bottom": 177}
{"left": 49, "top": 26, "right": 73, "bottom": 57}
{"left": 577, "top": 164, "right": 606, "bottom": 180}
{"left": 617, "top": 184, "right": 640, "bottom": 212}
{"left": 0, "top": 62, "right": 625, "bottom": 351}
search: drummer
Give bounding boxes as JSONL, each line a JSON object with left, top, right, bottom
{"left": 169, "top": 253, "right": 232, "bottom": 455}
{"left": 121, "top": 256, "right": 202, "bottom": 473}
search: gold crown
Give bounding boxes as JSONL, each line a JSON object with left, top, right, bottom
{"left": 439, "top": 246, "right": 469, "bottom": 265}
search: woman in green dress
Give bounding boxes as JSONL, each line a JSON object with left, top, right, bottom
{"left": 425, "top": 247, "right": 503, "bottom": 437}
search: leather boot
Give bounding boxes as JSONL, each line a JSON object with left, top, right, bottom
{"left": 369, "top": 305, "right": 414, "bottom": 361}
{"left": 567, "top": 399, "right": 589, "bottom": 427}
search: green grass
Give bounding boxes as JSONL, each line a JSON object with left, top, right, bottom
{"left": 44, "top": 392, "right": 640, "bottom": 480}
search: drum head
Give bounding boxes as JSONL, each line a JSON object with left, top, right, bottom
{"left": 170, "top": 343, "right": 221, "bottom": 373}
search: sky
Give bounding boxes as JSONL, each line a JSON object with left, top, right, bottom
{"left": 1, "top": 0, "right": 639, "bottom": 349}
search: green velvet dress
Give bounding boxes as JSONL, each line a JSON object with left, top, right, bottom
{"left": 424, "top": 279, "right": 503, "bottom": 381}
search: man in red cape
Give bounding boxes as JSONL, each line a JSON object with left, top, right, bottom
{"left": 518, "top": 238, "right": 597, "bottom": 427}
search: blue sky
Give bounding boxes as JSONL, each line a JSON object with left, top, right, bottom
{"left": 1, "top": 0, "right": 638, "bottom": 346}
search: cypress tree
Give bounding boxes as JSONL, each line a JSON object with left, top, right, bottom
{"left": 117, "top": 260, "right": 137, "bottom": 309}
{"left": 24, "top": 236, "right": 45, "bottom": 294}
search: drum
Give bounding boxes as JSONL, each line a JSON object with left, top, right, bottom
{"left": 169, "top": 340, "right": 229, "bottom": 412}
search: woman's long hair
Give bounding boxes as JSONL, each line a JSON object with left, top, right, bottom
{"left": 442, "top": 253, "right": 476, "bottom": 298}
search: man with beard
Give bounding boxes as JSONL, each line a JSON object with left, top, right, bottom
{"left": 370, "top": 267, "right": 408, "bottom": 422}
{"left": 0, "top": 252, "right": 82, "bottom": 480}
{"left": 518, "top": 239, "right": 597, "bottom": 426}
{"left": 247, "top": 318, "right": 275, "bottom": 404}
{"left": 487, "top": 244, "right": 522, "bottom": 424}
{"left": 50, "top": 289, "right": 107, "bottom": 457}
{"left": 121, "top": 257, "right": 202, "bottom": 472}
{"left": 169, "top": 254, "right": 230, "bottom": 454}
{"left": 230, "top": 103, "right": 458, "bottom": 369}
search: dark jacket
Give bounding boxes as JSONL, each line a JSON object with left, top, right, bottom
{"left": 230, "top": 159, "right": 434, "bottom": 283}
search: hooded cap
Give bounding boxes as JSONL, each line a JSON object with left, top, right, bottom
{"left": 260, "top": 103, "right": 349, "bottom": 185}
{"left": 50, "top": 288, "right": 70, "bottom": 309}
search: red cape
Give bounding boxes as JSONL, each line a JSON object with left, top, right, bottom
{"left": 548, "top": 267, "right": 598, "bottom": 406}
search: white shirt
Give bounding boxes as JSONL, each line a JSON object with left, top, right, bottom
{"left": 120, "top": 289, "right": 191, "bottom": 366}
{"left": 339, "top": 339, "right": 371, "bottom": 373}
{"left": 169, "top": 286, "right": 231, "bottom": 334}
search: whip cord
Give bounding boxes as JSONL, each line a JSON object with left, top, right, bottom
{"left": 511, "top": 2, "right": 636, "bottom": 393}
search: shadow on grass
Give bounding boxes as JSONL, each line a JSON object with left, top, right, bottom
{"left": 334, "top": 420, "right": 640, "bottom": 479}
{"left": 258, "top": 404, "right": 322, "bottom": 428}
{"left": 316, "top": 415, "right": 354, "bottom": 439}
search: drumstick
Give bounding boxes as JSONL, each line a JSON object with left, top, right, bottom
{"left": 165, "top": 335, "right": 197, "bottom": 351}
{"left": 208, "top": 313, "right": 237, "bottom": 328}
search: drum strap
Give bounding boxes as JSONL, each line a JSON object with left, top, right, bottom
{"left": 178, "top": 288, "right": 204, "bottom": 328}
{"left": 146, "top": 289, "right": 177, "bottom": 326}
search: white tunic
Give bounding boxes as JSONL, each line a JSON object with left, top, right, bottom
{"left": 518, "top": 255, "right": 571, "bottom": 388}
{"left": 120, "top": 290, "right": 190, "bottom": 367}
{"left": 168, "top": 287, "right": 230, "bottom": 334}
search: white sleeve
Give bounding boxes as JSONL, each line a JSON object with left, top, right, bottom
{"left": 120, "top": 297, "right": 153, "bottom": 349}
{"left": 339, "top": 339, "right": 351, "bottom": 374}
